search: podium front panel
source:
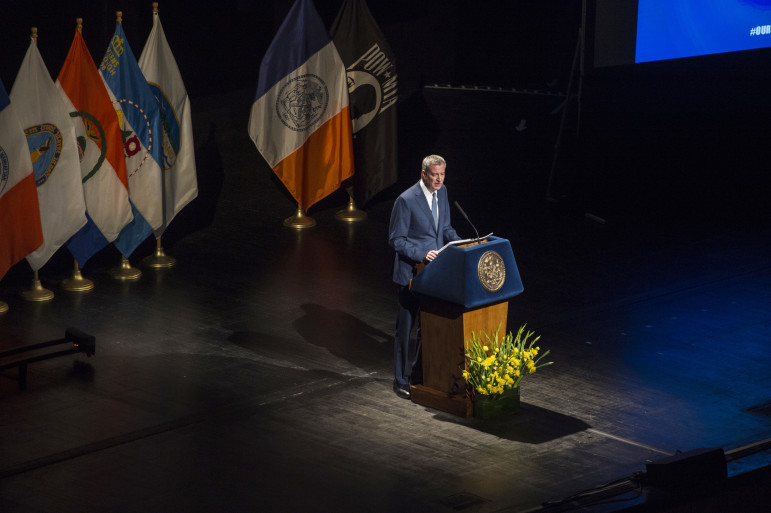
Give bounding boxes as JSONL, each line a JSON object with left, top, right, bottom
{"left": 411, "top": 236, "right": 523, "bottom": 308}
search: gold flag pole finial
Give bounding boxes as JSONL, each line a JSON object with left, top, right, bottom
{"left": 76, "top": 18, "right": 83, "bottom": 33}
{"left": 61, "top": 260, "right": 94, "bottom": 292}
{"left": 153, "top": 2, "right": 159, "bottom": 14}
{"left": 20, "top": 270, "right": 54, "bottom": 302}
{"left": 116, "top": 11, "right": 123, "bottom": 24}
{"left": 142, "top": 237, "right": 177, "bottom": 269}
{"left": 283, "top": 205, "right": 316, "bottom": 229}
{"left": 31, "top": 27, "right": 38, "bottom": 44}
{"left": 0, "top": 301, "right": 8, "bottom": 314}
{"left": 335, "top": 195, "right": 368, "bottom": 223}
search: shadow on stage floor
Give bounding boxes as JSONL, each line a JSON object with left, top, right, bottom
{"left": 1, "top": 87, "right": 770, "bottom": 513}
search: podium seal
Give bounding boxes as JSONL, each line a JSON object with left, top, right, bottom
{"left": 478, "top": 250, "right": 506, "bottom": 292}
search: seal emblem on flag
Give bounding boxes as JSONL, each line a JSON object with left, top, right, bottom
{"left": 70, "top": 111, "right": 107, "bottom": 183}
{"left": 148, "top": 84, "right": 180, "bottom": 171}
{"left": 115, "top": 99, "right": 153, "bottom": 178}
{"left": 343, "top": 44, "right": 398, "bottom": 134}
{"left": 346, "top": 70, "right": 382, "bottom": 133}
{"left": 276, "top": 74, "right": 329, "bottom": 132}
{"left": 24, "top": 123, "right": 64, "bottom": 187}
{"left": 0, "top": 146, "right": 9, "bottom": 195}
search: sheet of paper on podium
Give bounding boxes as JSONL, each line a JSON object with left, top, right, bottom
{"left": 437, "top": 233, "right": 493, "bottom": 254}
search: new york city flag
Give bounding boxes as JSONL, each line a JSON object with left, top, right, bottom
{"left": 248, "top": 0, "right": 354, "bottom": 212}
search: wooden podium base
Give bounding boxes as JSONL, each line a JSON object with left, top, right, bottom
{"left": 412, "top": 298, "right": 509, "bottom": 417}
{"left": 411, "top": 384, "right": 471, "bottom": 417}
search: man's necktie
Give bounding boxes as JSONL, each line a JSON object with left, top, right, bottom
{"left": 431, "top": 191, "right": 438, "bottom": 229}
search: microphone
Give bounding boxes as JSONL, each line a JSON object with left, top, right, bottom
{"left": 454, "top": 201, "right": 480, "bottom": 242}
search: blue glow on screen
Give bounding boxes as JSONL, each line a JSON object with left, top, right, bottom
{"left": 636, "top": 0, "right": 771, "bottom": 63}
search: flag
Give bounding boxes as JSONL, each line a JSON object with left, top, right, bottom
{"left": 248, "top": 0, "right": 354, "bottom": 212}
{"left": 10, "top": 37, "right": 87, "bottom": 272}
{"left": 138, "top": 7, "right": 198, "bottom": 237}
{"left": 56, "top": 29, "right": 133, "bottom": 266}
{"left": 100, "top": 21, "right": 164, "bottom": 257}
{"left": 97, "top": 74, "right": 153, "bottom": 258}
{"left": 331, "top": 0, "right": 398, "bottom": 207}
{"left": 0, "top": 78, "right": 43, "bottom": 280}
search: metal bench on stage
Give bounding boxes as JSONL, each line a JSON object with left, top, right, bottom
{"left": 0, "top": 328, "right": 95, "bottom": 390}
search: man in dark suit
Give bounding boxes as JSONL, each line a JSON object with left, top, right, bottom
{"left": 388, "top": 155, "right": 461, "bottom": 399}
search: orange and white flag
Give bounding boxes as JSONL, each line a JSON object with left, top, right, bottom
{"left": 56, "top": 27, "right": 133, "bottom": 264}
{"left": 0, "top": 78, "right": 43, "bottom": 279}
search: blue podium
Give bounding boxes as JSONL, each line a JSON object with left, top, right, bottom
{"left": 409, "top": 236, "right": 524, "bottom": 416}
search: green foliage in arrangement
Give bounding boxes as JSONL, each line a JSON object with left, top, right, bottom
{"left": 463, "top": 324, "right": 553, "bottom": 397}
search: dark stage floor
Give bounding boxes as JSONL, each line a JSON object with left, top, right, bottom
{"left": 1, "top": 87, "right": 770, "bottom": 513}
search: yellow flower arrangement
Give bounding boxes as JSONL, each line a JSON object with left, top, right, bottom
{"left": 462, "top": 324, "right": 552, "bottom": 398}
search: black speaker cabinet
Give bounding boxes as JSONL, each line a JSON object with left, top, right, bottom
{"left": 645, "top": 447, "right": 727, "bottom": 492}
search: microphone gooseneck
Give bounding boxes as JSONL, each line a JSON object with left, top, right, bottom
{"left": 454, "top": 201, "right": 480, "bottom": 242}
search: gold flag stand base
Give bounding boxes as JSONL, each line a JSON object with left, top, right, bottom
{"left": 142, "top": 237, "right": 177, "bottom": 269}
{"left": 0, "top": 301, "right": 8, "bottom": 314}
{"left": 20, "top": 271, "right": 54, "bottom": 302}
{"left": 283, "top": 207, "right": 316, "bottom": 229}
{"left": 61, "top": 261, "right": 94, "bottom": 292}
{"left": 110, "top": 256, "right": 142, "bottom": 281}
{"left": 335, "top": 196, "right": 367, "bottom": 223}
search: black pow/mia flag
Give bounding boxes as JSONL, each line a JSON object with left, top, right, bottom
{"left": 331, "top": 0, "right": 398, "bottom": 207}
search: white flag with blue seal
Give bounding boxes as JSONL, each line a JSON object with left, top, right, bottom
{"left": 10, "top": 36, "right": 87, "bottom": 271}
{"left": 100, "top": 20, "right": 163, "bottom": 256}
{"left": 138, "top": 6, "right": 198, "bottom": 237}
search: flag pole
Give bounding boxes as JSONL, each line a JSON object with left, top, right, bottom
{"left": 61, "top": 21, "right": 95, "bottom": 294}
{"left": 61, "top": 260, "right": 94, "bottom": 292}
{"left": 141, "top": 2, "right": 176, "bottom": 269}
{"left": 335, "top": 195, "right": 367, "bottom": 223}
{"left": 18, "top": 27, "right": 55, "bottom": 302}
{"left": 142, "top": 237, "right": 176, "bottom": 268}
{"left": 106, "top": 10, "right": 143, "bottom": 281}
{"left": 284, "top": 205, "right": 316, "bottom": 229}
{"left": 20, "top": 270, "right": 54, "bottom": 302}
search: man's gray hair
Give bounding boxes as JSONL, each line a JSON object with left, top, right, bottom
{"left": 422, "top": 155, "right": 446, "bottom": 171}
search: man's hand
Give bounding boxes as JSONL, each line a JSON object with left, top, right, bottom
{"left": 424, "top": 250, "right": 439, "bottom": 263}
